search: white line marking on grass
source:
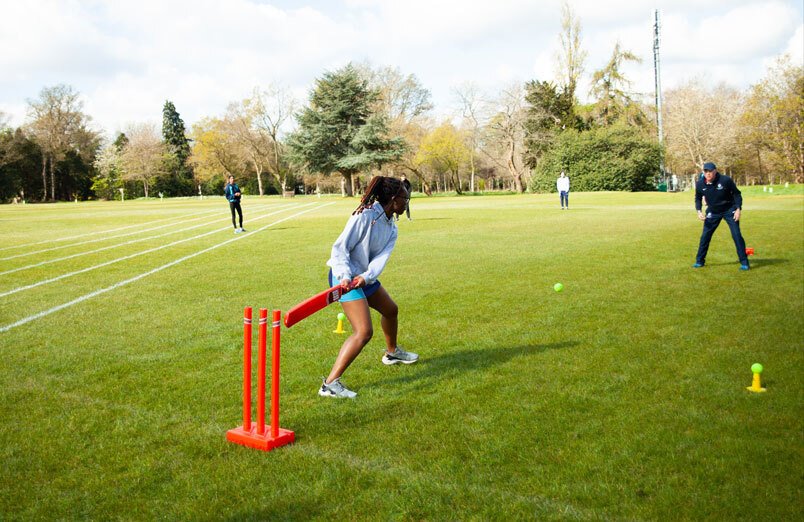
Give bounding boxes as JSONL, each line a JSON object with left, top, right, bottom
{"left": 0, "top": 203, "right": 312, "bottom": 299}
{"left": 0, "top": 208, "right": 232, "bottom": 261}
{"left": 0, "top": 204, "right": 293, "bottom": 276}
{"left": 0, "top": 203, "right": 333, "bottom": 333}
{"left": 0, "top": 206, "right": 222, "bottom": 253}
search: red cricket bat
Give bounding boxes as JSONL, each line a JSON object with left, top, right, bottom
{"left": 284, "top": 284, "right": 347, "bottom": 328}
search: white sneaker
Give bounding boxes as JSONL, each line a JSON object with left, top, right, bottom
{"left": 318, "top": 377, "right": 357, "bottom": 398}
{"left": 234, "top": 228, "right": 241, "bottom": 234}
{"left": 382, "top": 346, "right": 418, "bottom": 365}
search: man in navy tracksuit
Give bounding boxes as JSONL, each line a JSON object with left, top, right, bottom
{"left": 224, "top": 175, "right": 245, "bottom": 233}
{"left": 693, "top": 162, "right": 749, "bottom": 270}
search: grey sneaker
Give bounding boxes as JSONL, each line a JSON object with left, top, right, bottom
{"left": 382, "top": 346, "right": 418, "bottom": 365}
{"left": 318, "top": 377, "right": 357, "bottom": 399}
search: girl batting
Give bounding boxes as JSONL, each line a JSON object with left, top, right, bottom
{"left": 320, "top": 176, "right": 418, "bottom": 398}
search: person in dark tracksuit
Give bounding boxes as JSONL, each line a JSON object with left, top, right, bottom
{"left": 224, "top": 175, "right": 245, "bottom": 233}
{"left": 693, "top": 162, "right": 749, "bottom": 270}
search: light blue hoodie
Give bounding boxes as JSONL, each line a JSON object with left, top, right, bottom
{"left": 327, "top": 202, "right": 398, "bottom": 285}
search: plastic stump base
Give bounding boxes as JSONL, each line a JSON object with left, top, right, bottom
{"left": 226, "top": 423, "right": 295, "bottom": 451}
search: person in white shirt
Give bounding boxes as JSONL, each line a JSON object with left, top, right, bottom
{"left": 321, "top": 176, "right": 418, "bottom": 399}
{"left": 557, "top": 171, "right": 570, "bottom": 209}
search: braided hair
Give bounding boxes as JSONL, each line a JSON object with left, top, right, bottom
{"left": 352, "top": 176, "right": 408, "bottom": 215}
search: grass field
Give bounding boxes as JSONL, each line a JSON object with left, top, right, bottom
{"left": 1, "top": 190, "right": 802, "bottom": 520}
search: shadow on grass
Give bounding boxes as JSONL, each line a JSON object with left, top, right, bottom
{"left": 705, "top": 258, "right": 788, "bottom": 269}
{"left": 748, "top": 258, "right": 788, "bottom": 269}
{"left": 223, "top": 502, "right": 322, "bottom": 521}
{"left": 369, "top": 341, "right": 579, "bottom": 389}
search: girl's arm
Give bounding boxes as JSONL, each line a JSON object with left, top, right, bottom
{"left": 329, "top": 214, "right": 371, "bottom": 282}
{"left": 360, "top": 227, "right": 397, "bottom": 284}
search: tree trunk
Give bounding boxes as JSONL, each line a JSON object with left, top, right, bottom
{"left": 49, "top": 158, "right": 56, "bottom": 201}
{"left": 451, "top": 170, "right": 463, "bottom": 195}
{"left": 469, "top": 152, "right": 475, "bottom": 192}
{"left": 507, "top": 142, "right": 525, "bottom": 193}
{"left": 41, "top": 156, "right": 48, "bottom": 202}
{"left": 342, "top": 172, "right": 354, "bottom": 197}
{"left": 143, "top": 180, "right": 149, "bottom": 198}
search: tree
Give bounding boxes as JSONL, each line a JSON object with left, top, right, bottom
{"left": 555, "top": 1, "right": 586, "bottom": 104}
{"left": 160, "top": 100, "right": 194, "bottom": 196}
{"left": 453, "top": 83, "right": 490, "bottom": 192}
{"left": 416, "top": 122, "right": 471, "bottom": 194}
{"left": 523, "top": 79, "right": 576, "bottom": 170}
{"left": 529, "top": 124, "right": 661, "bottom": 192}
{"left": 287, "top": 64, "right": 404, "bottom": 196}
{"left": 738, "top": 56, "right": 803, "bottom": 183}
{"left": 26, "top": 84, "right": 94, "bottom": 201}
{"left": 483, "top": 84, "right": 529, "bottom": 193}
{"left": 360, "top": 64, "right": 434, "bottom": 125}
{"left": 119, "top": 123, "right": 165, "bottom": 198}
{"left": 92, "top": 133, "right": 126, "bottom": 200}
{"left": 589, "top": 41, "right": 644, "bottom": 127}
{"left": 663, "top": 81, "right": 742, "bottom": 178}
{"left": 190, "top": 117, "right": 247, "bottom": 192}
{"left": 359, "top": 64, "right": 434, "bottom": 194}
{"left": 248, "top": 85, "right": 297, "bottom": 191}
{"left": 0, "top": 127, "right": 42, "bottom": 202}
{"left": 226, "top": 100, "right": 272, "bottom": 196}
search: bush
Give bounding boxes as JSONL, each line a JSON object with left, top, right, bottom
{"left": 529, "top": 124, "right": 662, "bottom": 192}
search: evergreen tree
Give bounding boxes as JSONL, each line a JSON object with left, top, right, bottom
{"left": 287, "top": 64, "right": 404, "bottom": 196}
{"left": 160, "top": 100, "right": 194, "bottom": 196}
{"left": 522, "top": 80, "right": 579, "bottom": 170}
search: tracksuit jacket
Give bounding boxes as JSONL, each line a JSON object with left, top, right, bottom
{"left": 695, "top": 172, "right": 742, "bottom": 215}
{"left": 327, "top": 202, "right": 397, "bottom": 285}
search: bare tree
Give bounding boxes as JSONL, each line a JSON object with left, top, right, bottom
{"left": 453, "top": 82, "right": 491, "bottom": 192}
{"left": 26, "top": 84, "right": 92, "bottom": 201}
{"left": 119, "top": 123, "right": 165, "bottom": 198}
{"left": 248, "top": 85, "right": 297, "bottom": 191}
{"left": 663, "top": 80, "right": 743, "bottom": 180}
{"left": 483, "top": 84, "right": 529, "bottom": 193}
{"left": 226, "top": 101, "right": 271, "bottom": 196}
{"left": 738, "top": 56, "right": 804, "bottom": 183}
{"left": 358, "top": 64, "right": 435, "bottom": 193}
{"left": 555, "top": 1, "right": 587, "bottom": 103}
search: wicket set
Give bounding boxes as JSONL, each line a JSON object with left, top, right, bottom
{"left": 226, "top": 307, "right": 295, "bottom": 451}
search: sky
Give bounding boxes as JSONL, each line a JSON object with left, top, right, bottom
{"left": 1, "top": 0, "right": 802, "bottom": 139}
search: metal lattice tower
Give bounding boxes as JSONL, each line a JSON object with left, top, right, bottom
{"left": 653, "top": 9, "right": 665, "bottom": 178}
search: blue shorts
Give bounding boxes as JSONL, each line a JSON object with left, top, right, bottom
{"left": 328, "top": 269, "right": 381, "bottom": 302}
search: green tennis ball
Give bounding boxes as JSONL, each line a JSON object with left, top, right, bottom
{"left": 554, "top": 283, "right": 564, "bottom": 292}
{"left": 751, "top": 363, "right": 763, "bottom": 374}
{"left": 337, "top": 312, "right": 346, "bottom": 321}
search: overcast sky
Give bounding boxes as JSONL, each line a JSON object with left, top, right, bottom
{"left": 1, "top": 0, "right": 801, "bottom": 138}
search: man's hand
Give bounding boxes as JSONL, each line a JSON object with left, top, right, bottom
{"left": 733, "top": 209, "right": 741, "bottom": 222}
{"left": 697, "top": 210, "right": 705, "bottom": 221}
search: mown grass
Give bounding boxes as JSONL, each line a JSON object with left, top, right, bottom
{"left": 0, "top": 190, "right": 802, "bottom": 520}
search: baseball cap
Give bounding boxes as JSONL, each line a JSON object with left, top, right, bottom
{"left": 702, "top": 162, "right": 716, "bottom": 171}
